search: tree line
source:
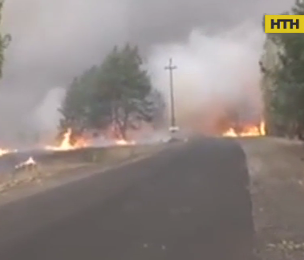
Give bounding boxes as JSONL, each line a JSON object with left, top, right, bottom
{"left": 0, "top": 0, "right": 11, "bottom": 77}
{"left": 260, "top": 0, "right": 304, "bottom": 139}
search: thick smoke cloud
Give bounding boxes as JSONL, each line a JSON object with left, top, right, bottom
{"left": 0, "top": 0, "right": 294, "bottom": 145}
{"left": 148, "top": 24, "right": 264, "bottom": 133}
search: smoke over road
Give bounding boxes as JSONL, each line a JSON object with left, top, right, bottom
{"left": 148, "top": 24, "right": 264, "bottom": 134}
{"left": 0, "top": 0, "right": 294, "bottom": 144}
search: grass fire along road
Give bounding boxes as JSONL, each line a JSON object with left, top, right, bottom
{"left": 0, "top": 137, "right": 255, "bottom": 260}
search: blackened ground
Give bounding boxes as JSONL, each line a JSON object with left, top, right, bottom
{"left": 0, "top": 137, "right": 255, "bottom": 260}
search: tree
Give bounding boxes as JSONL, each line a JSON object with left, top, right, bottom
{"left": 0, "top": 0, "right": 11, "bottom": 78}
{"left": 145, "top": 88, "right": 166, "bottom": 129}
{"left": 60, "top": 44, "right": 165, "bottom": 139}
{"left": 59, "top": 66, "right": 107, "bottom": 133}
{"left": 260, "top": 0, "right": 304, "bottom": 138}
{"left": 97, "top": 44, "right": 153, "bottom": 139}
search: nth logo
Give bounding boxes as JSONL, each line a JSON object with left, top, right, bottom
{"left": 264, "top": 15, "right": 304, "bottom": 33}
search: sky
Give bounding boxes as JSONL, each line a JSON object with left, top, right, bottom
{"left": 0, "top": 0, "right": 294, "bottom": 145}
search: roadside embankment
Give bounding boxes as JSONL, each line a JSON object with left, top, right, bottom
{"left": 0, "top": 143, "right": 165, "bottom": 204}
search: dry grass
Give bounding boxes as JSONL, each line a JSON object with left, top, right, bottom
{"left": 0, "top": 144, "right": 164, "bottom": 195}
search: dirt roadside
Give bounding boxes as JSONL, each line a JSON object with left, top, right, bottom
{"left": 239, "top": 137, "right": 304, "bottom": 260}
{"left": 0, "top": 144, "right": 165, "bottom": 207}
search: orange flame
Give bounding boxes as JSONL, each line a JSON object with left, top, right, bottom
{"left": 0, "top": 148, "right": 9, "bottom": 157}
{"left": 0, "top": 148, "right": 17, "bottom": 157}
{"left": 44, "top": 126, "right": 137, "bottom": 150}
{"left": 114, "top": 139, "right": 136, "bottom": 146}
{"left": 223, "top": 121, "right": 265, "bottom": 137}
{"left": 45, "top": 128, "right": 89, "bottom": 151}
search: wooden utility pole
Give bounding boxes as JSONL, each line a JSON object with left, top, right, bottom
{"left": 165, "top": 58, "right": 177, "bottom": 128}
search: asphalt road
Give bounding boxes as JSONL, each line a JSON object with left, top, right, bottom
{"left": 0, "top": 137, "right": 255, "bottom": 260}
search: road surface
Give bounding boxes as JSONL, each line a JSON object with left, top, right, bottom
{"left": 0, "top": 137, "right": 255, "bottom": 259}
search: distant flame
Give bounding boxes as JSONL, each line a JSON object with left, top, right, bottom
{"left": 0, "top": 148, "right": 9, "bottom": 156}
{"left": 115, "top": 139, "right": 136, "bottom": 146}
{"left": 223, "top": 121, "right": 265, "bottom": 137}
{"left": 0, "top": 148, "right": 17, "bottom": 157}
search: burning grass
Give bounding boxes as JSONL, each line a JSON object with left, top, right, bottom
{"left": 0, "top": 149, "right": 9, "bottom": 156}
{"left": 44, "top": 128, "right": 136, "bottom": 151}
{"left": 222, "top": 121, "right": 265, "bottom": 137}
{"left": 0, "top": 116, "right": 266, "bottom": 156}
{"left": 0, "top": 124, "right": 164, "bottom": 197}
{"left": 0, "top": 127, "right": 137, "bottom": 158}
{"left": 0, "top": 143, "right": 164, "bottom": 195}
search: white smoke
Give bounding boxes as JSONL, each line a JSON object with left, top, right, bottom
{"left": 148, "top": 23, "right": 265, "bottom": 133}
{"left": 0, "top": 0, "right": 293, "bottom": 145}
{"left": 32, "top": 87, "right": 66, "bottom": 143}
{"left": 29, "top": 23, "right": 266, "bottom": 140}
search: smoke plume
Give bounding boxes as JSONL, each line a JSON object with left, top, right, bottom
{"left": 148, "top": 24, "right": 265, "bottom": 134}
{"left": 0, "top": 0, "right": 294, "bottom": 144}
